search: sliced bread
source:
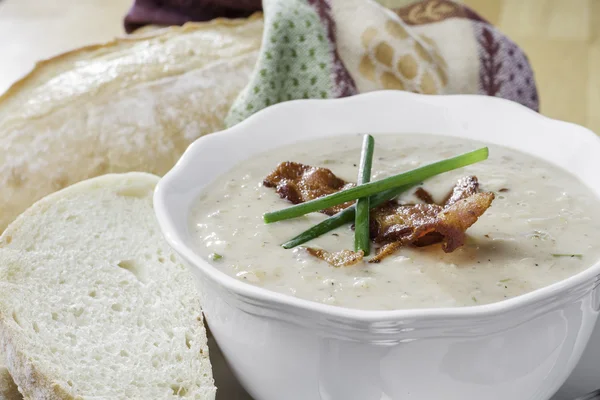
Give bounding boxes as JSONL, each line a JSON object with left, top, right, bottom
{"left": 0, "top": 173, "right": 215, "bottom": 399}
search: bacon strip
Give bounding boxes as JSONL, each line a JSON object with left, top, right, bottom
{"left": 414, "top": 187, "right": 435, "bottom": 204}
{"left": 443, "top": 175, "right": 479, "bottom": 206}
{"left": 263, "top": 162, "right": 354, "bottom": 215}
{"left": 369, "top": 177, "right": 494, "bottom": 262}
{"left": 304, "top": 248, "right": 364, "bottom": 267}
{"left": 369, "top": 242, "right": 402, "bottom": 263}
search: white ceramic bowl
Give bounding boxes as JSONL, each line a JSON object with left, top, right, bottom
{"left": 154, "top": 91, "right": 600, "bottom": 400}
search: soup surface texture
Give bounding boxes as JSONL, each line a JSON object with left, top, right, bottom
{"left": 190, "top": 134, "right": 600, "bottom": 310}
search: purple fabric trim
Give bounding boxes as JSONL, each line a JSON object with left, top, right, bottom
{"left": 124, "top": 0, "right": 262, "bottom": 33}
{"left": 473, "top": 22, "right": 539, "bottom": 111}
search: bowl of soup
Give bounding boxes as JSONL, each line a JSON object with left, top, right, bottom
{"left": 154, "top": 91, "right": 600, "bottom": 400}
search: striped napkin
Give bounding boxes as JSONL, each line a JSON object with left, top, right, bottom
{"left": 125, "top": 0, "right": 538, "bottom": 127}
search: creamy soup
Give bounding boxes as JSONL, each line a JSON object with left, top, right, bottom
{"left": 190, "top": 134, "right": 600, "bottom": 310}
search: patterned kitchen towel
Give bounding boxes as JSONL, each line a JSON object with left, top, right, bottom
{"left": 125, "top": 0, "right": 539, "bottom": 127}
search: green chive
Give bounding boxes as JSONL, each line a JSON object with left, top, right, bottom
{"left": 210, "top": 253, "right": 223, "bottom": 261}
{"left": 264, "top": 147, "right": 489, "bottom": 223}
{"left": 354, "top": 135, "right": 375, "bottom": 255}
{"left": 551, "top": 254, "right": 583, "bottom": 258}
{"left": 281, "top": 185, "right": 411, "bottom": 249}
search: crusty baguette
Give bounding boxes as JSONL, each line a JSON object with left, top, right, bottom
{"left": 0, "top": 14, "right": 262, "bottom": 233}
{"left": 0, "top": 173, "right": 216, "bottom": 399}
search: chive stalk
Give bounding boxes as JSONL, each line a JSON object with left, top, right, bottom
{"left": 281, "top": 184, "right": 411, "bottom": 249}
{"left": 264, "top": 147, "right": 489, "bottom": 224}
{"left": 354, "top": 135, "right": 375, "bottom": 255}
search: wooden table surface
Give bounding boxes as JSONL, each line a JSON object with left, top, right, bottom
{"left": 0, "top": 0, "right": 597, "bottom": 135}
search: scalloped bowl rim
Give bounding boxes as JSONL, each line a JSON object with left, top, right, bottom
{"left": 154, "top": 90, "right": 600, "bottom": 322}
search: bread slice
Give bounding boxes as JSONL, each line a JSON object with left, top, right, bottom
{"left": 0, "top": 173, "right": 216, "bottom": 399}
{"left": 0, "top": 14, "right": 262, "bottom": 233}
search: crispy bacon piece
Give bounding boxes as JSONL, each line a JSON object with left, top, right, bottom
{"left": 263, "top": 162, "right": 354, "bottom": 215}
{"left": 369, "top": 177, "right": 494, "bottom": 262}
{"left": 443, "top": 175, "right": 479, "bottom": 206}
{"left": 370, "top": 203, "right": 443, "bottom": 244}
{"left": 414, "top": 187, "right": 435, "bottom": 204}
{"left": 304, "top": 248, "right": 364, "bottom": 267}
{"left": 369, "top": 242, "right": 402, "bottom": 263}
{"left": 437, "top": 192, "right": 495, "bottom": 249}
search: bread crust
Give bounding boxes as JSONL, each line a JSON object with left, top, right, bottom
{"left": 0, "top": 13, "right": 263, "bottom": 106}
{"left": 0, "top": 363, "right": 21, "bottom": 400}
{"left": 0, "top": 319, "right": 72, "bottom": 399}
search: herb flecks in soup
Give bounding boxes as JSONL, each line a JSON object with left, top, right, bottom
{"left": 191, "top": 135, "right": 600, "bottom": 310}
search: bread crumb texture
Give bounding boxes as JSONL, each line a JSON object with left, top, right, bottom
{"left": 0, "top": 173, "right": 216, "bottom": 399}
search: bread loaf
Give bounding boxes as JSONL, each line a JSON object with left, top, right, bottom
{"left": 0, "top": 15, "right": 262, "bottom": 233}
